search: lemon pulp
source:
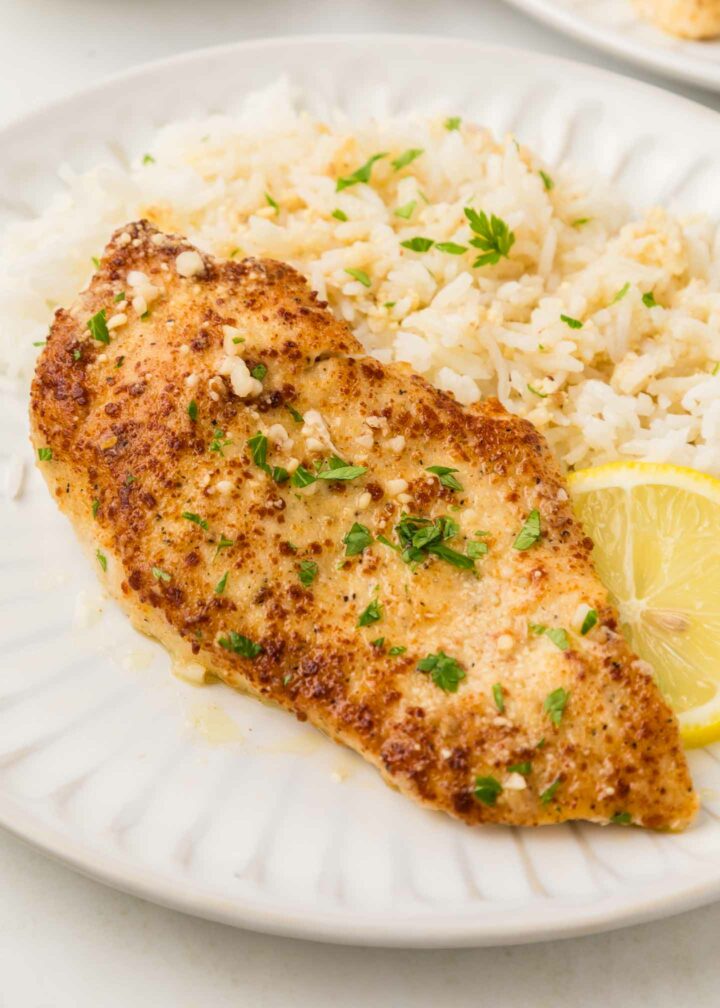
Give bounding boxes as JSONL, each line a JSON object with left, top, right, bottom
{"left": 568, "top": 462, "right": 720, "bottom": 747}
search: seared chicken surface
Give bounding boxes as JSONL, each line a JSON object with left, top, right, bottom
{"left": 30, "top": 221, "right": 697, "bottom": 829}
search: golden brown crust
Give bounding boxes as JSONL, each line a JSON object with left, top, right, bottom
{"left": 29, "top": 220, "right": 697, "bottom": 829}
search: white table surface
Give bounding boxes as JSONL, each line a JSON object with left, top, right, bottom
{"left": 2, "top": 2, "right": 720, "bottom": 1004}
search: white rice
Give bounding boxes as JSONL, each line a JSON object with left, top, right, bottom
{"left": 2, "top": 79, "right": 719, "bottom": 474}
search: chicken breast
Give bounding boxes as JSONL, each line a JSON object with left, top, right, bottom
{"left": 30, "top": 220, "right": 697, "bottom": 830}
{"left": 634, "top": 0, "right": 720, "bottom": 38}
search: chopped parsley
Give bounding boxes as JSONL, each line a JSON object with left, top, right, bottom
{"left": 492, "top": 682, "right": 505, "bottom": 713}
{"left": 32, "top": 340, "right": 46, "bottom": 347}
{"left": 182, "top": 511, "right": 209, "bottom": 530}
{"left": 445, "top": 116, "right": 461, "bottom": 131}
{"left": 92, "top": 499, "right": 100, "bottom": 518}
{"left": 251, "top": 363, "right": 267, "bottom": 381}
{"left": 294, "top": 457, "right": 367, "bottom": 486}
{"left": 218, "top": 631, "right": 263, "bottom": 659}
{"left": 539, "top": 170, "right": 554, "bottom": 191}
{"left": 391, "top": 148, "right": 424, "bottom": 171}
{"left": 464, "top": 208, "right": 515, "bottom": 267}
{"left": 331, "top": 208, "right": 348, "bottom": 221}
{"left": 435, "top": 241, "right": 467, "bottom": 255}
{"left": 91, "top": 256, "right": 100, "bottom": 269}
{"left": 544, "top": 687, "right": 569, "bottom": 727}
{"left": 344, "top": 267, "right": 371, "bottom": 288}
{"left": 151, "top": 567, "right": 171, "bottom": 582}
{"left": 394, "top": 200, "right": 416, "bottom": 220}
{"left": 343, "top": 522, "right": 373, "bottom": 556}
{"left": 508, "top": 761, "right": 532, "bottom": 776}
{"left": 246, "top": 432, "right": 288, "bottom": 483}
{"left": 426, "top": 465, "right": 463, "bottom": 491}
{"left": 642, "top": 291, "right": 658, "bottom": 308}
{"left": 87, "top": 309, "right": 110, "bottom": 344}
{"left": 385, "top": 513, "right": 474, "bottom": 570}
{"left": 474, "top": 775, "right": 502, "bottom": 806}
{"left": 298, "top": 560, "right": 318, "bottom": 586}
{"left": 417, "top": 651, "right": 465, "bottom": 692}
{"left": 209, "top": 429, "right": 232, "bottom": 455}
{"left": 611, "top": 811, "right": 632, "bottom": 825}
{"left": 336, "top": 152, "right": 387, "bottom": 192}
{"left": 214, "top": 571, "right": 229, "bottom": 595}
{"left": 572, "top": 217, "right": 591, "bottom": 228}
{"left": 114, "top": 291, "right": 126, "bottom": 303}
{"left": 358, "top": 598, "right": 382, "bottom": 627}
{"left": 540, "top": 779, "right": 561, "bottom": 804}
{"left": 611, "top": 282, "right": 630, "bottom": 304}
{"left": 37, "top": 447, "right": 53, "bottom": 461}
{"left": 401, "top": 236, "right": 435, "bottom": 253}
{"left": 389, "top": 645, "right": 407, "bottom": 656}
{"left": 187, "top": 399, "right": 198, "bottom": 422}
{"left": 580, "top": 608, "right": 598, "bottom": 635}
{"left": 527, "top": 383, "right": 548, "bottom": 398}
{"left": 466, "top": 539, "right": 488, "bottom": 559}
{"left": 265, "top": 192, "right": 279, "bottom": 213}
{"left": 142, "top": 153, "right": 155, "bottom": 165}
{"left": 530, "top": 623, "right": 570, "bottom": 651}
{"left": 371, "top": 637, "right": 385, "bottom": 648}
{"left": 513, "top": 509, "right": 541, "bottom": 550}
{"left": 214, "top": 534, "right": 234, "bottom": 556}
{"left": 286, "top": 403, "right": 304, "bottom": 423}
{"left": 384, "top": 301, "right": 396, "bottom": 309}
{"left": 560, "top": 314, "right": 583, "bottom": 329}
{"left": 95, "top": 549, "right": 107, "bottom": 572}
{"left": 72, "top": 348, "right": 82, "bottom": 361}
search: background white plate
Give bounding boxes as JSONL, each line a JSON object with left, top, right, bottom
{"left": 506, "top": 0, "right": 720, "bottom": 91}
{"left": 2, "top": 35, "right": 720, "bottom": 948}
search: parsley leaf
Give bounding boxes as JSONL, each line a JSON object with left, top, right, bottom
{"left": 343, "top": 522, "right": 373, "bottom": 556}
{"left": 394, "top": 200, "right": 416, "bottom": 220}
{"left": 315, "top": 462, "right": 367, "bottom": 482}
{"left": 545, "top": 627, "right": 570, "bottom": 650}
{"left": 286, "top": 404, "right": 304, "bottom": 423}
{"left": 37, "top": 447, "right": 53, "bottom": 461}
{"left": 642, "top": 291, "right": 658, "bottom": 308}
{"left": 581, "top": 609, "right": 598, "bottom": 635}
{"left": 572, "top": 217, "right": 591, "bottom": 228}
{"left": 92, "top": 499, "right": 100, "bottom": 518}
{"left": 291, "top": 465, "right": 317, "bottom": 488}
{"left": 251, "top": 363, "right": 267, "bottom": 381}
{"left": 417, "top": 651, "right": 465, "bottom": 692}
{"left": 544, "top": 687, "right": 569, "bottom": 727}
{"left": 540, "top": 779, "right": 561, "bottom": 804}
{"left": 218, "top": 631, "right": 263, "bottom": 659}
{"left": 214, "top": 571, "right": 229, "bottom": 595}
{"left": 389, "top": 645, "right": 407, "bottom": 656}
{"left": 298, "top": 560, "right": 318, "bottom": 586}
{"left": 528, "top": 383, "right": 548, "bottom": 398}
{"left": 358, "top": 598, "right": 382, "bottom": 627}
{"left": 95, "top": 549, "right": 107, "bottom": 572}
{"left": 209, "top": 429, "right": 232, "bottom": 455}
{"left": 142, "top": 153, "right": 155, "bottom": 165}
{"left": 344, "top": 268, "right": 371, "bottom": 288}
{"left": 560, "top": 314, "right": 583, "bottom": 329}
{"left": 336, "top": 152, "right": 387, "bottom": 191}
{"left": 435, "top": 241, "right": 467, "bottom": 255}
{"left": 87, "top": 309, "right": 110, "bottom": 344}
{"left": 508, "top": 761, "right": 532, "bottom": 776}
{"left": 513, "top": 509, "right": 541, "bottom": 550}
{"left": 611, "top": 282, "right": 630, "bottom": 304}
{"left": 474, "top": 775, "right": 503, "bottom": 806}
{"left": 401, "top": 236, "right": 434, "bottom": 253}
{"left": 151, "top": 567, "right": 171, "bottom": 582}
{"left": 390, "top": 513, "right": 475, "bottom": 570}
{"left": 539, "top": 170, "right": 554, "bottom": 191}
{"left": 187, "top": 399, "right": 198, "bottom": 422}
{"left": 492, "top": 682, "right": 505, "bottom": 713}
{"left": 182, "top": 511, "right": 208, "bottom": 530}
{"left": 426, "top": 465, "right": 463, "bottom": 491}
{"left": 265, "top": 192, "right": 279, "bottom": 213}
{"left": 445, "top": 116, "right": 461, "bottom": 131}
{"left": 466, "top": 540, "right": 488, "bottom": 559}
{"left": 332, "top": 208, "right": 348, "bottom": 221}
{"left": 247, "top": 432, "right": 268, "bottom": 467}
{"left": 214, "top": 534, "right": 234, "bottom": 556}
{"left": 611, "top": 811, "right": 632, "bottom": 825}
{"left": 392, "top": 148, "right": 424, "bottom": 171}
{"left": 464, "top": 208, "right": 515, "bottom": 267}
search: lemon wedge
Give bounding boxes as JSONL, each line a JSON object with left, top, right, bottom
{"left": 568, "top": 462, "right": 720, "bottom": 748}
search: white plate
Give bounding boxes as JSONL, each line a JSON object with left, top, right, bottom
{"left": 2, "top": 35, "right": 720, "bottom": 948}
{"left": 506, "top": 0, "right": 720, "bottom": 91}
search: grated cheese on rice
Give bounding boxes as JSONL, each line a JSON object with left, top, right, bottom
{"left": 2, "top": 80, "right": 719, "bottom": 475}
